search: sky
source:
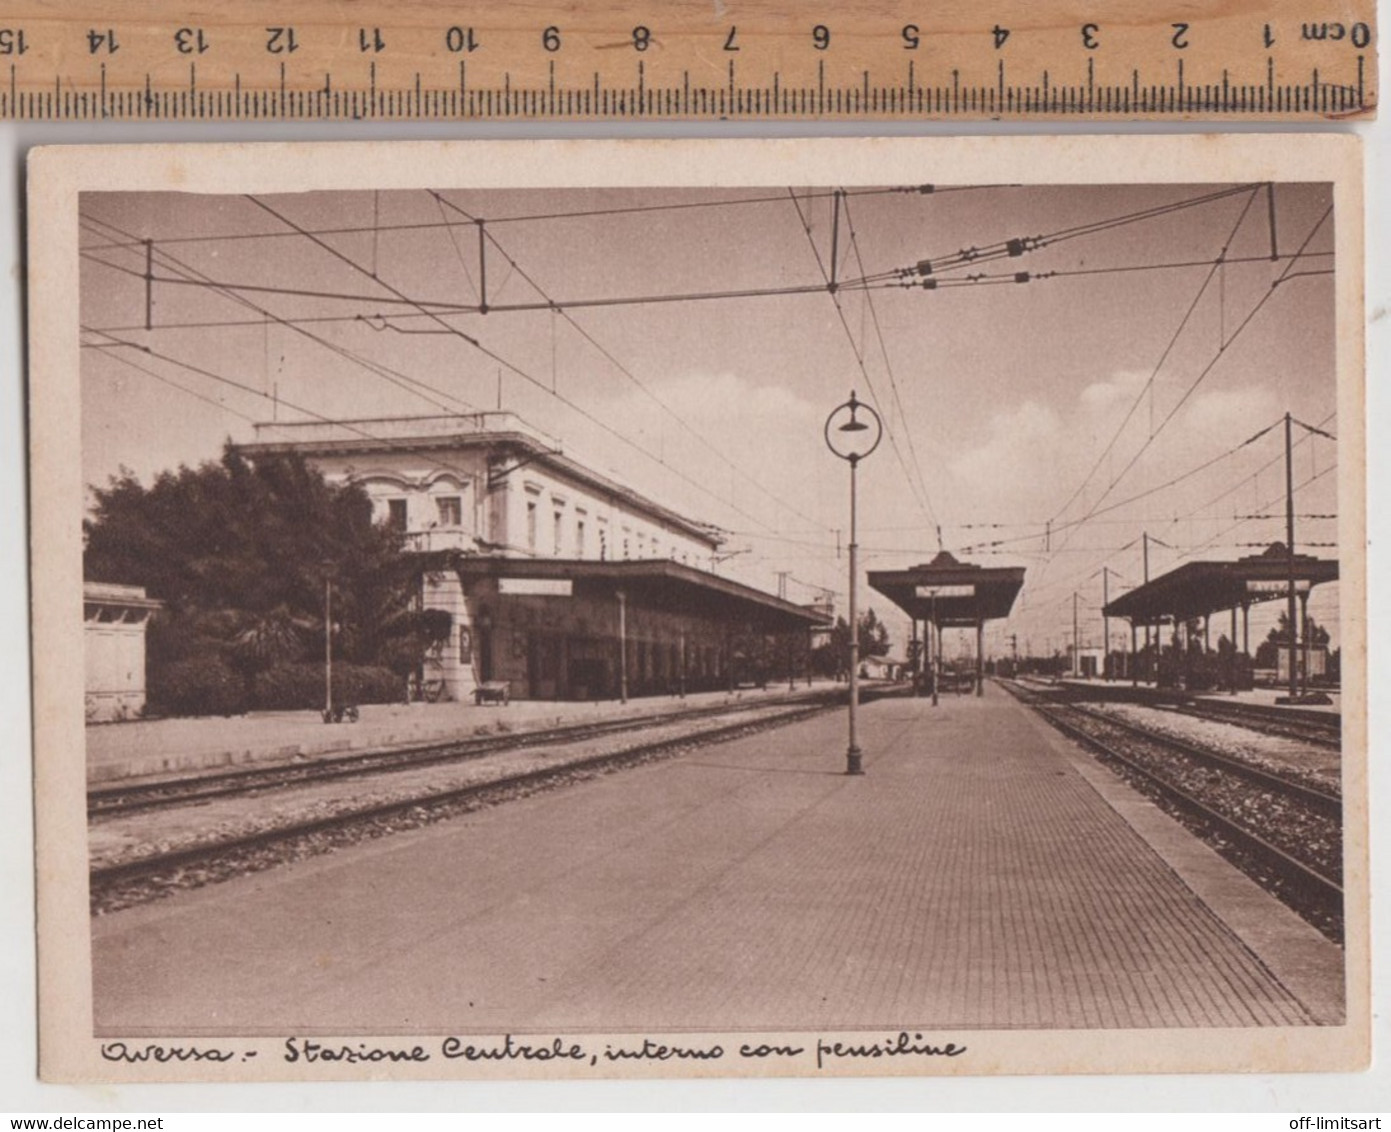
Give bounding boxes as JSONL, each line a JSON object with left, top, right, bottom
{"left": 78, "top": 181, "right": 1341, "bottom": 660}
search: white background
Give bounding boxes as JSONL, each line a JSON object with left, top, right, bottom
{"left": 3, "top": 86, "right": 1388, "bottom": 1116}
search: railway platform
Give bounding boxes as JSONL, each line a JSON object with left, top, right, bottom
{"left": 90, "top": 681, "right": 1344, "bottom": 1037}
{"left": 1052, "top": 677, "right": 1341, "bottom": 719}
{"left": 84, "top": 680, "right": 840, "bottom": 785}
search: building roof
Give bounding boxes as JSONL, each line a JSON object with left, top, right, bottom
{"left": 1102, "top": 543, "right": 1339, "bottom": 623}
{"left": 238, "top": 412, "right": 725, "bottom": 549}
{"left": 868, "top": 550, "right": 1026, "bottom": 627}
{"left": 452, "top": 557, "right": 831, "bottom": 632}
{"left": 83, "top": 581, "right": 163, "bottom": 614}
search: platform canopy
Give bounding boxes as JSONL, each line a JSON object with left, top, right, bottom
{"left": 868, "top": 550, "right": 1026, "bottom": 627}
{"left": 1102, "top": 543, "right": 1339, "bottom": 624}
{"left": 453, "top": 556, "right": 830, "bottom": 632}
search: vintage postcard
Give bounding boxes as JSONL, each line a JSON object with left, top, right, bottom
{"left": 28, "top": 136, "right": 1366, "bottom": 1082}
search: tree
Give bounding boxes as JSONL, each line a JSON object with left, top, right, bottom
{"left": 812, "top": 617, "right": 851, "bottom": 679}
{"left": 84, "top": 444, "right": 431, "bottom": 708}
{"left": 858, "top": 607, "right": 891, "bottom": 658}
{"left": 1253, "top": 610, "right": 1330, "bottom": 668}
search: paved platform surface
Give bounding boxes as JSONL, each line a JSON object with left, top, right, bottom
{"left": 90, "top": 685, "right": 1343, "bottom": 1036}
{"left": 85, "top": 682, "right": 835, "bottom": 784}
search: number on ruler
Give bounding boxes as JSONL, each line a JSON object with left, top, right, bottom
{"left": 812, "top": 25, "right": 831, "bottom": 50}
{"left": 992, "top": 25, "right": 1010, "bottom": 48}
{"left": 445, "top": 26, "right": 479, "bottom": 52}
{"left": 87, "top": 28, "right": 118, "bottom": 54}
{"left": 0, "top": 28, "right": 28, "bottom": 55}
{"left": 265, "top": 27, "right": 298, "bottom": 54}
{"left": 174, "top": 27, "right": 208, "bottom": 54}
{"left": 542, "top": 26, "right": 561, "bottom": 52}
{"left": 358, "top": 27, "right": 385, "bottom": 53}
{"left": 902, "top": 24, "right": 920, "bottom": 49}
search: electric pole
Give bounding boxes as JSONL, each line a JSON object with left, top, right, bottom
{"left": 1285, "top": 411, "right": 1298, "bottom": 702}
{"left": 1102, "top": 566, "right": 1110, "bottom": 681}
{"left": 1073, "top": 591, "right": 1080, "bottom": 679}
{"left": 1143, "top": 531, "right": 1151, "bottom": 684}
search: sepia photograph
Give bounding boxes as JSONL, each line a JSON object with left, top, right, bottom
{"left": 28, "top": 136, "right": 1366, "bottom": 1082}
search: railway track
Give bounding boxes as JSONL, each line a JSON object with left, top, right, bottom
{"left": 1168, "top": 698, "right": 1341, "bottom": 751}
{"left": 1014, "top": 675, "right": 1341, "bottom": 750}
{"left": 1061, "top": 701, "right": 1341, "bottom": 818}
{"left": 1002, "top": 679, "right": 1343, "bottom": 942}
{"left": 89, "top": 698, "right": 832, "bottom": 913}
{"left": 89, "top": 689, "right": 836, "bottom": 819}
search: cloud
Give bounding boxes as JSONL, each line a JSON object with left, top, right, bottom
{"left": 946, "top": 399, "right": 1066, "bottom": 515}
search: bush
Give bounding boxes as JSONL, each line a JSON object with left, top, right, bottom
{"left": 150, "top": 655, "right": 247, "bottom": 717}
{"left": 251, "top": 662, "right": 404, "bottom": 711}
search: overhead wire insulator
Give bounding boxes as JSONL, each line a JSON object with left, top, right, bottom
{"left": 1006, "top": 238, "right": 1027, "bottom": 257}
{"left": 916, "top": 259, "right": 934, "bottom": 276}
{"left": 1013, "top": 272, "right": 1030, "bottom": 284}
{"left": 920, "top": 279, "right": 938, "bottom": 290}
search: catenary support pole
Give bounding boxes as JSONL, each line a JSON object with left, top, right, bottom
{"left": 1285, "top": 411, "right": 1298, "bottom": 703}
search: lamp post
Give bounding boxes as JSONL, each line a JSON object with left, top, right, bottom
{"left": 825, "top": 390, "right": 883, "bottom": 776}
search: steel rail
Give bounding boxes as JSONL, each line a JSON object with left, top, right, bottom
{"left": 1062, "top": 701, "right": 1341, "bottom": 818}
{"left": 1001, "top": 680, "right": 1342, "bottom": 924}
{"left": 89, "top": 701, "right": 831, "bottom": 904}
{"left": 89, "top": 690, "right": 836, "bottom": 819}
{"left": 1169, "top": 699, "right": 1340, "bottom": 750}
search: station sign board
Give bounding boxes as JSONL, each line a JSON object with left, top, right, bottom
{"left": 499, "top": 578, "right": 574, "bottom": 597}
{"left": 1245, "top": 579, "right": 1311, "bottom": 596}
{"left": 915, "top": 584, "right": 976, "bottom": 599}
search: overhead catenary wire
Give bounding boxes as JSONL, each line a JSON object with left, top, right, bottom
{"left": 240, "top": 193, "right": 795, "bottom": 540}
{"left": 1057, "top": 202, "right": 1333, "bottom": 543}
{"left": 841, "top": 192, "right": 941, "bottom": 536}
{"left": 1019, "top": 410, "right": 1336, "bottom": 609}
{"left": 429, "top": 189, "right": 833, "bottom": 537}
{"left": 1045, "top": 186, "right": 1263, "bottom": 533}
{"left": 1019, "top": 200, "right": 1334, "bottom": 614}
{"left": 83, "top": 210, "right": 778, "bottom": 550}
{"left": 79, "top": 184, "right": 1340, "bottom": 626}
{"left": 786, "top": 188, "right": 938, "bottom": 529}
{"left": 80, "top": 214, "right": 488, "bottom": 419}
{"left": 77, "top": 184, "right": 1011, "bottom": 253}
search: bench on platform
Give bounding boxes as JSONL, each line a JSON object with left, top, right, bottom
{"left": 474, "top": 681, "right": 511, "bottom": 706}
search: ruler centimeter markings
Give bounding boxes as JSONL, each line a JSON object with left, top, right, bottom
{"left": 0, "top": 0, "right": 1376, "bottom": 121}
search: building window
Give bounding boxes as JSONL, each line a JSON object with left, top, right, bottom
{"left": 553, "top": 511, "right": 564, "bottom": 555}
{"left": 599, "top": 529, "right": 608, "bottom": 560}
{"left": 436, "top": 496, "right": 462, "bottom": 527}
{"left": 623, "top": 537, "right": 631, "bottom": 560}
{"left": 576, "top": 520, "right": 586, "bottom": 558}
{"left": 526, "top": 501, "right": 538, "bottom": 552}
{"left": 386, "top": 498, "right": 408, "bottom": 530}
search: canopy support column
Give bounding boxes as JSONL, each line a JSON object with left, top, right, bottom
{"left": 1230, "top": 605, "right": 1239, "bottom": 694}
{"left": 1299, "top": 589, "right": 1311, "bottom": 696}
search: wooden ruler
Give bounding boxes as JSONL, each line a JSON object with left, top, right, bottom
{"left": 0, "top": 0, "right": 1376, "bottom": 121}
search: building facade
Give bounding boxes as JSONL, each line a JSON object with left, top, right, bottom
{"left": 84, "top": 582, "right": 161, "bottom": 721}
{"left": 241, "top": 414, "right": 822, "bottom": 701}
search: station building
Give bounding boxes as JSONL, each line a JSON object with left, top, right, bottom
{"left": 239, "top": 413, "right": 826, "bottom": 702}
{"left": 84, "top": 582, "right": 161, "bottom": 721}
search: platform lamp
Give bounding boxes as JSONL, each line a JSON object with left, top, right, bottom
{"left": 824, "top": 390, "right": 883, "bottom": 776}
